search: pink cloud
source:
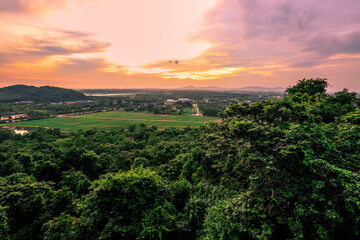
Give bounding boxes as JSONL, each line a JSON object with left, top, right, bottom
{"left": 191, "top": 0, "right": 360, "bottom": 68}
{"left": 0, "top": 0, "right": 94, "bottom": 15}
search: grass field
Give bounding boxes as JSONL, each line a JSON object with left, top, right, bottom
{"left": 2, "top": 111, "right": 218, "bottom": 131}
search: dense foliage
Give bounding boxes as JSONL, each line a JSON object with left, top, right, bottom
{"left": 198, "top": 104, "right": 224, "bottom": 117}
{"left": 0, "top": 78, "right": 359, "bottom": 239}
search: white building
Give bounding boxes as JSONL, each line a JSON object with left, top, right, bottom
{"left": 177, "top": 98, "right": 190, "bottom": 102}
{"left": 165, "top": 99, "right": 177, "bottom": 105}
{"left": 14, "top": 130, "right": 29, "bottom": 135}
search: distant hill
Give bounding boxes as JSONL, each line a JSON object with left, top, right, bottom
{"left": 179, "top": 86, "right": 285, "bottom": 92}
{"left": 0, "top": 85, "right": 87, "bottom": 103}
{"left": 180, "top": 86, "right": 220, "bottom": 90}
{"left": 238, "top": 86, "right": 285, "bottom": 92}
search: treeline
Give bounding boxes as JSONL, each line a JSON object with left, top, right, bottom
{"left": 123, "top": 101, "right": 192, "bottom": 115}
{"left": 198, "top": 104, "right": 224, "bottom": 117}
{"left": 0, "top": 99, "right": 190, "bottom": 121}
{"left": 0, "top": 102, "right": 103, "bottom": 121}
{"left": 1, "top": 78, "right": 360, "bottom": 239}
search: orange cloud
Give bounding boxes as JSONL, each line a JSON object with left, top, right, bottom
{"left": 1, "top": 0, "right": 360, "bottom": 91}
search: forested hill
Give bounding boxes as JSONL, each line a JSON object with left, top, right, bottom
{"left": 1, "top": 78, "right": 360, "bottom": 239}
{"left": 0, "top": 85, "right": 87, "bottom": 103}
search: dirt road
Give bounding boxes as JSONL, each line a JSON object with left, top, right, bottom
{"left": 192, "top": 104, "right": 203, "bottom": 116}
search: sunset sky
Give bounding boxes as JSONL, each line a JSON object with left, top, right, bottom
{"left": 0, "top": 0, "right": 360, "bottom": 91}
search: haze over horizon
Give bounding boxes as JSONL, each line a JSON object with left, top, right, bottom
{"left": 1, "top": 0, "right": 360, "bottom": 91}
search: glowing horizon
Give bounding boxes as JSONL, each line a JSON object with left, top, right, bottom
{"left": 0, "top": 0, "right": 360, "bottom": 91}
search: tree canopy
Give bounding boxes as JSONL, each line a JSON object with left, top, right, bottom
{"left": 285, "top": 78, "right": 328, "bottom": 96}
{"left": 0, "top": 78, "right": 360, "bottom": 239}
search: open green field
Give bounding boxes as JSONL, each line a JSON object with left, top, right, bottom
{"left": 2, "top": 111, "right": 218, "bottom": 131}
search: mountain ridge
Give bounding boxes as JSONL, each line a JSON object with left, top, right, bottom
{"left": 180, "top": 85, "right": 285, "bottom": 92}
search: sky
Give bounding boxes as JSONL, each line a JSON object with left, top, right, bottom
{"left": 0, "top": 0, "right": 359, "bottom": 91}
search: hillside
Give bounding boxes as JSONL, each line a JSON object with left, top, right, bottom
{"left": 0, "top": 85, "right": 87, "bottom": 103}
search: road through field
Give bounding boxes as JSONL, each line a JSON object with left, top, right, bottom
{"left": 192, "top": 104, "right": 203, "bottom": 116}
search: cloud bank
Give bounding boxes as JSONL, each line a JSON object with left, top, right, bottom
{"left": 0, "top": 0, "right": 359, "bottom": 90}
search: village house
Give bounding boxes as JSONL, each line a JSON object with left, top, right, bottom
{"left": 0, "top": 116, "right": 10, "bottom": 123}
{"left": 10, "top": 114, "right": 29, "bottom": 122}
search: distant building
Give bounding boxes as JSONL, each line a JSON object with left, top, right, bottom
{"left": 177, "top": 98, "right": 190, "bottom": 102}
{"left": 0, "top": 117, "right": 10, "bottom": 123}
{"left": 0, "top": 126, "right": 29, "bottom": 135}
{"left": 14, "top": 129, "right": 29, "bottom": 135}
{"left": 165, "top": 99, "right": 177, "bottom": 105}
{"left": 10, "top": 114, "right": 29, "bottom": 122}
{"left": 15, "top": 101, "right": 33, "bottom": 104}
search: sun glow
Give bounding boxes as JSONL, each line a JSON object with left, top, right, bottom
{"left": 161, "top": 67, "right": 245, "bottom": 80}
{"left": 48, "top": 0, "right": 216, "bottom": 67}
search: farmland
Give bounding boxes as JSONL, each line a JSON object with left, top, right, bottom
{"left": 3, "top": 110, "right": 218, "bottom": 131}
